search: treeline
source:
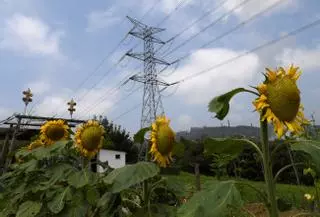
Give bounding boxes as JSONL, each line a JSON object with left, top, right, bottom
{"left": 99, "top": 117, "right": 315, "bottom": 185}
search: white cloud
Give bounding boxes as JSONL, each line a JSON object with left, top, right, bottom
{"left": 0, "top": 14, "right": 63, "bottom": 56}
{"left": 165, "top": 48, "right": 260, "bottom": 104}
{"left": 177, "top": 114, "right": 192, "bottom": 130}
{"left": 86, "top": 7, "right": 120, "bottom": 32}
{"left": 221, "top": 0, "right": 297, "bottom": 21}
{"left": 34, "top": 87, "right": 121, "bottom": 120}
{"left": 276, "top": 46, "right": 320, "bottom": 71}
{"left": 25, "top": 81, "right": 51, "bottom": 95}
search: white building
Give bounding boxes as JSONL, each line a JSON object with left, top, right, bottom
{"left": 97, "top": 149, "right": 126, "bottom": 172}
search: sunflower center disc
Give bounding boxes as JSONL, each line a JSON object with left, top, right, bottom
{"left": 267, "top": 77, "right": 300, "bottom": 122}
{"left": 46, "top": 126, "right": 66, "bottom": 141}
{"left": 80, "top": 126, "right": 103, "bottom": 151}
{"left": 157, "top": 125, "right": 174, "bottom": 155}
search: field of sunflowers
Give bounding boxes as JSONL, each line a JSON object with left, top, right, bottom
{"left": 1, "top": 65, "right": 320, "bottom": 217}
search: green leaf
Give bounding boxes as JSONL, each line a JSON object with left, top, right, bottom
{"left": 163, "top": 176, "right": 188, "bottom": 198}
{"left": 203, "top": 137, "right": 249, "bottom": 158}
{"left": 67, "top": 169, "right": 97, "bottom": 189}
{"left": 291, "top": 140, "right": 320, "bottom": 172}
{"left": 134, "top": 127, "right": 151, "bottom": 144}
{"left": 133, "top": 204, "right": 177, "bottom": 217}
{"left": 32, "top": 140, "right": 69, "bottom": 160}
{"left": 208, "top": 88, "right": 247, "bottom": 120}
{"left": 57, "top": 204, "right": 88, "bottom": 217}
{"left": 103, "top": 162, "right": 160, "bottom": 193}
{"left": 16, "top": 201, "right": 42, "bottom": 217}
{"left": 16, "top": 159, "right": 38, "bottom": 172}
{"left": 177, "top": 181, "right": 243, "bottom": 217}
{"left": 86, "top": 187, "right": 100, "bottom": 205}
{"left": 35, "top": 164, "right": 74, "bottom": 192}
{"left": 47, "top": 187, "right": 70, "bottom": 214}
{"left": 97, "top": 192, "right": 113, "bottom": 208}
{"left": 0, "top": 205, "right": 15, "bottom": 217}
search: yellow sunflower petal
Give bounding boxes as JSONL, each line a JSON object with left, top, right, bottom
{"left": 266, "top": 68, "right": 277, "bottom": 82}
{"left": 150, "top": 116, "right": 175, "bottom": 168}
{"left": 74, "top": 120, "right": 105, "bottom": 158}
{"left": 254, "top": 65, "right": 306, "bottom": 138}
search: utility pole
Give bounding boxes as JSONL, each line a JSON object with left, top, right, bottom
{"left": 126, "top": 16, "right": 175, "bottom": 128}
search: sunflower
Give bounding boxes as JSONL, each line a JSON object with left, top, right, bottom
{"left": 150, "top": 116, "right": 175, "bottom": 168}
{"left": 304, "top": 193, "right": 314, "bottom": 201}
{"left": 253, "top": 65, "right": 309, "bottom": 138}
{"left": 74, "top": 120, "right": 105, "bottom": 158}
{"left": 40, "top": 120, "right": 70, "bottom": 145}
{"left": 27, "top": 139, "right": 45, "bottom": 150}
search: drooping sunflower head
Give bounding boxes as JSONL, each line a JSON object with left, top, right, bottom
{"left": 74, "top": 120, "right": 105, "bottom": 158}
{"left": 40, "top": 120, "right": 70, "bottom": 145}
{"left": 253, "top": 65, "right": 309, "bottom": 138}
{"left": 150, "top": 116, "right": 175, "bottom": 168}
{"left": 27, "top": 139, "right": 45, "bottom": 151}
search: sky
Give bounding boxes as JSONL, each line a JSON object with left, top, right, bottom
{"left": 0, "top": 0, "right": 320, "bottom": 135}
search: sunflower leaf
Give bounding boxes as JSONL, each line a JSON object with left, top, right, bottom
{"left": 177, "top": 181, "right": 243, "bottom": 217}
{"left": 134, "top": 127, "right": 151, "bottom": 144}
{"left": 290, "top": 140, "right": 320, "bottom": 172}
{"left": 31, "top": 140, "right": 69, "bottom": 160}
{"left": 132, "top": 204, "right": 177, "bottom": 217}
{"left": 103, "top": 162, "right": 160, "bottom": 193}
{"left": 16, "top": 201, "right": 42, "bottom": 217}
{"left": 208, "top": 88, "right": 247, "bottom": 120}
{"left": 48, "top": 187, "right": 70, "bottom": 214}
{"left": 67, "top": 169, "right": 96, "bottom": 189}
{"left": 86, "top": 186, "right": 100, "bottom": 205}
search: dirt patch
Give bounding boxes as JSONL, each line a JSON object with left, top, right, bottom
{"left": 244, "top": 203, "right": 312, "bottom": 217}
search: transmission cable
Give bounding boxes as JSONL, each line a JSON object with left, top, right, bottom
{"left": 107, "top": 17, "right": 320, "bottom": 120}
{"left": 172, "top": 17, "right": 320, "bottom": 86}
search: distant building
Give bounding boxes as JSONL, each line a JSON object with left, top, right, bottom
{"left": 175, "top": 125, "right": 274, "bottom": 141}
{"left": 97, "top": 149, "right": 126, "bottom": 172}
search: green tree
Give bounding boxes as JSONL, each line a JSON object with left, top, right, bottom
{"left": 100, "top": 117, "right": 138, "bottom": 164}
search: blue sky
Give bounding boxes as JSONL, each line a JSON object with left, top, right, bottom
{"left": 0, "top": 0, "right": 320, "bottom": 134}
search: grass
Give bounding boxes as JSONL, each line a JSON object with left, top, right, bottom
{"left": 165, "top": 172, "right": 314, "bottom": 209}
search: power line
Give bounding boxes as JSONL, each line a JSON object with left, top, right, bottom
{"left": 77, "top": 76, "right": 142, "bottom": 119}
{"left": 72, "top": 0, "right": 191, "bottom": 119}
{"left": 153, "top": 0, "right": 229, "bottom": 57}
{"left": 72, "top": 0, "right": 276, "bottom": 118}
{"left": 66, "top": 0, "right": 268, "bottom": 119}
{"left": 156, "top": 0, "right": 191, "bottom": 27}
{"left": 52, "top": 0, "right": 188, "bottom": 119}
{"left": 157, "top": 0, "right": 287, "bottom": 75}
{"left": 140, "top": 0, "right": 163, "bottom": 20}
{"left": 161, "top": 0, "right": 253, "bottom": 58}
{"left": 108, "top": 16, "right": 320, "bottom": 120}
{"left": 174, "top": 17, "right": 320, "bottom": 84}
{"left": 163, "top": 0, "right": 229, "bottom": 46}
{"left": 74, "top": 0, "right": 242, "bottom": 117}
{"left": 113, "top": 103, "right": 142, "bottom": 121}
{"left": 99, "top": 85, "right": 144, "bottom": 119}
{"left": 75, "top": 64, "right": 142, "bottom": 117}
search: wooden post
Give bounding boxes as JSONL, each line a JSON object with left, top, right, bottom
{"left": 0, "top": 124, "right": 12, "bottom": 174}
{"left": 194, "top": 163, "right": 201, "bottom": 191}
{"left": 3, "top": 117, "right": 22, "bottom": 172}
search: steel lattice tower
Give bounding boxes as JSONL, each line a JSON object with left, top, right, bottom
{"left": 126, "top": 16, "right": 172, "bottom": 128}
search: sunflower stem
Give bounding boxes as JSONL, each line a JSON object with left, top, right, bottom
{"left": 260, "top": 119, "right": 279, "bottom": 217}
{"left": 143, "top": 140, "right": 150, "bottom": 205}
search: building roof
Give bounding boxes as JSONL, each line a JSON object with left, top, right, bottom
{"left": 100, "top": 149, "right": 127, "bottom": 154}
{"left": 0, "top": 127, "right": 40, "bottom": 140}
